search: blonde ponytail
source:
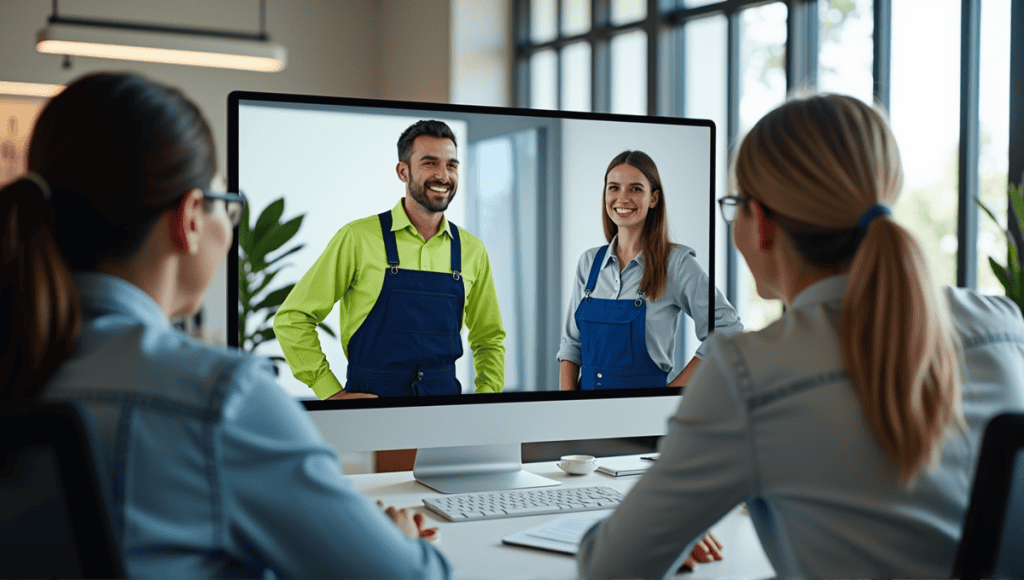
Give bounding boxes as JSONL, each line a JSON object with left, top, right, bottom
{"left": 732, "top": 94, "right": 964, "bottom": 482}
{"left": 843, "top": 217, "right": 964, "bottom": 481}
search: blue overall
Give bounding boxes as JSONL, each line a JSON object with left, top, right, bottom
{"left": 574, "top": 246, "right": 668, "bottom": 390}
{"left": 344, "top": 211, "right": 465, "bottom": 396}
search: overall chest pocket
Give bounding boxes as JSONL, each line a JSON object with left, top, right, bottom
{"left": 577, "top": 305, "right": 641, "bottom": 370}
{"left": 385, "top": 289, "right": 461, "bottom": 335}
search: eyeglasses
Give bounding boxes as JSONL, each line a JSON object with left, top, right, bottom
{"left": 202, "top": 190, "right": 247, "bottom": 227}
{"left": 718, "top": 195, "right": 750, "bottom": 224}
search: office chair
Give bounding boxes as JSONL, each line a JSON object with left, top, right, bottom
{"left": 0, "top": 401, "right": 124, "bottom": 579}
{"left": 952, "top": 412, "right": 1024, "bottom": 580}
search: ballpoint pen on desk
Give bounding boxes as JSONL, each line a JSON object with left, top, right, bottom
{"left": 641, "top": 454, "right": 659, "bottom": 461}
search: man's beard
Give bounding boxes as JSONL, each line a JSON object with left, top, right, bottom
{"left": 409, "top": 178, "right": 456, "bottom": 212}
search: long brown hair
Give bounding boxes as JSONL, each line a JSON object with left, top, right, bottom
{"left": 731, "top": 94, "right": 964, "bottom": 482}
{"left": 601, "top": 150, "right": 673, "bottom": 300}
{"left": 1, "top": 72, "right": 216, "bottom": 400}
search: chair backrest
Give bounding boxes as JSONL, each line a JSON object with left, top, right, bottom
{"left": 953, "top": 412, "right": 1024, "bottom": 580}
{"left": 0, "top": 402, "right": 123, "bottom": 579}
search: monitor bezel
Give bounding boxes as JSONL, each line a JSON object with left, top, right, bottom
{"left": 227, "top": 90, "right": 716, "bottom": 408}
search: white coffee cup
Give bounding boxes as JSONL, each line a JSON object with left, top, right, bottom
{"left": 557, "top": 454, "right": 597, "bottom": 475}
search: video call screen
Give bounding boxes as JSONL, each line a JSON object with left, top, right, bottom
{"left": 233, "top": 95, "right": 715, "bottom": 400}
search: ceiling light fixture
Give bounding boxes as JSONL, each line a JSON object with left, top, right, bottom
{"left": 36, "top": 0, "right": 287, "bottom": 73}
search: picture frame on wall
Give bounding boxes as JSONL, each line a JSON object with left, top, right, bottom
{"left": 0, "top": 94, "right": 47, "bottom": 187}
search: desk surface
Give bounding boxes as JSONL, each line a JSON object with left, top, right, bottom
{"left": 348, "top": 456, "right": 776, "bottom": 579}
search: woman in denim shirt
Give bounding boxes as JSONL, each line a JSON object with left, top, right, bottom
{"left": 1, "top": 73, "right": 450, "bottom": 579}
{"left": 577, "top": 94, "right": 1024, "bottom": 578}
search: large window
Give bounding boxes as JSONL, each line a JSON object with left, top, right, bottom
{"left": 516, "top": 0, "right": 1022, "bottom": 330}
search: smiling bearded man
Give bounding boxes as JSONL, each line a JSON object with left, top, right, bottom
{"left": 274, "top": 119, "right": 507, "bottom": 399}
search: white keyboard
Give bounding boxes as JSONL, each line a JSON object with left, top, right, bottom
{"left": 422, "top": 485, "right": 624, "bottom": 522}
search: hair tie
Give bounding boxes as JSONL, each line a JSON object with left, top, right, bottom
{"left": 19, "top": 172, "right": 52, "bottom": 202}
{"left": 858, "top": 204, "right": 892, "bottom": 232}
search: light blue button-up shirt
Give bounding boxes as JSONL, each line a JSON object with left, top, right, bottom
{"left": 43, "top": 273, "right": 452, "bottom": 579}
{"left": 558, "top": 240, "right": 743, "bottom": 374}
{"left": 578, "top": 275, "right": 1024, "bottom": 579}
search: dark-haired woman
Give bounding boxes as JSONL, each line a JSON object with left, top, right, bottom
{"left": 557, "top": 150, "right": 742, "bottom": 391}
{"left": 1, "top": 73, "right": 450, "bottom": 579}
{"left": 577, "top": 95, "right": 1024, "bottom": 578}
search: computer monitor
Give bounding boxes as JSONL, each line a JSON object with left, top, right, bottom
{"left": 228, "top": 91, "right": 717, "bottom": 493}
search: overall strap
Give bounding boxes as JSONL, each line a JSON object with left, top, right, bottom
{"left": 584, "top": 246, "right": 609, "bottom": 295}
{"left": 377, "top": 211, "right": 400, "bottom": 269}
{"left": 448, "top": 222, "right": 463, "bottom": 275}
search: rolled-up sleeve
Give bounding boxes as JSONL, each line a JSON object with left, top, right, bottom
{"left": 556, "top": 251, "right": 591, "bottom": 365}
{"left": 464, "top": 247, "right": 507, "bottom": 393}
{"left": 273, "top": 227, "right": 356, "bottom": 400}
{"left": 577, "top": 338, "right": 753, "bottom": 579}
{"left": 220, "top": 360, "right": 453, "bottom": 579}
{"left": 674, "top": 249, "right": 742, "bottom": 358}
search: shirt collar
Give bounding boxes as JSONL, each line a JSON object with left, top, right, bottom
{"left": 390, "top": 198, "right": 451, "bottom": 239}
{"left": 603, "top": 234, "right": 645, "bottom": 269}
{"left": 72, "top": 271, "right": 171, "bottom": 329}
{"left": 789, "top": 274, "right": 849, "bottom": 310}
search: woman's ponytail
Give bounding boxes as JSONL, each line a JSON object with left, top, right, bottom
{"left": 1, "top": 174, "right": 81, "bottom": 399}
{"left": 842, "top": 215, "right": 964, "bottom": 482}
{"left": 732, "top": 94, "right": 964, "bottom": 483}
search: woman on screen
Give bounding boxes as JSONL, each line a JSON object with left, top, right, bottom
{"left": 557, "top": 150, "right": 742, "bottom": 390}
{"left": 0, "top": 72, "right": 449, "bottom": 579}
{"left": 576, "top": 95, "right": 1024, "bottom": 578}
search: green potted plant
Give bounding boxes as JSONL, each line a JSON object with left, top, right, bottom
{"left": 237, "top": 198, "right": 334, "bottom": 359}
{"left": 978, "top": 183, "right": 1024, "bottom": 311}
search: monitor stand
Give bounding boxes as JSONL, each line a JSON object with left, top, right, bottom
{"left": 413, "top": 443, "right": 560, "bottom": 494}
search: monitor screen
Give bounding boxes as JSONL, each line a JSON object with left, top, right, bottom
{"left": 229, "top": 92, "right": 717, "bottom": 492}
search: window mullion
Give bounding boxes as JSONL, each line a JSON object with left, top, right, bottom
{"left": 786, "top": 0, "right": 818, "bottom": 91}
{"left": 957, "top": 0, "right": 981, "bottom": 288}
{"left": 1008, "top": 0, "right": 1024, "bottom": 252}
{"left": 646, "top": 0, "right": 659, "bottom": 115}
{"left": 725, "top": 9, "right": 741, "bottom": 307}
{"left": 872, "top": 0, "right": 892, "bottom": 109}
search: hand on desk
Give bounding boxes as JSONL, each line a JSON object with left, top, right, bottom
{"left": 679, "top": 533, "right": 724, "bottom": 572}
{"left": 378, "top": 500, "right": 440, "bottom": 543}
{"left": 328, "top": 390, "right": 378, "bottom": 400}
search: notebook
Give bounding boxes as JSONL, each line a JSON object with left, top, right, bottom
{"left": 596, "top": 454, "right": 657, "bottom": 477}
{"left": 501, "top": 510, "right": 612, "bottom": 554}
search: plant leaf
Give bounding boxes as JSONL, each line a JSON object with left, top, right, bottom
{"left": 252, "top": 284, "right": 295, "bottom": 313}
{"left": 976, "top": 198, "right": 1005, "bottom": 233}
{"left": 252, "top": 267, "right": 284, "bottom": 298}
{"left": 238, "top": 266, "right": 250, "bottom": 309}
{"left": 1010, "top": 184, "right": 1024, "bottom": 234}
{"left": 251, "top": 327, "right": 276, "bottom": 347}
{"left": 990, "top": 256, "right": 1010, "bottom": 291}
{"left": 266, "top": 244, "right": 305, "bottom": 268}
{"left": 254, "top": 198, "right": 285, "bottom": 242}
{"left": 251, "top": 215, "right": 305, "bottom": 264}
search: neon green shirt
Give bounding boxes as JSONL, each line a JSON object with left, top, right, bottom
{"left": 274, "top": 199, "right": 506, "bottom": 399}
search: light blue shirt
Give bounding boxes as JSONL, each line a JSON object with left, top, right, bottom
{"left": 42, "top": 273, "right": 452, "bottom": 580}
{"left": 578, "top": 275, "right": 1024, "bottom": 579}
{"left": 557, "top": 240, "right": 743, "bottom": 374}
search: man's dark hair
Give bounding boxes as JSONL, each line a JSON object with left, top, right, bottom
{"left": 397, "top": 120, "right": 457, "bottom": 164}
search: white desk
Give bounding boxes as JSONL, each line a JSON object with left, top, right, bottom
{"left": 348, "top": 456, "right": 776, "bottom": 579}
